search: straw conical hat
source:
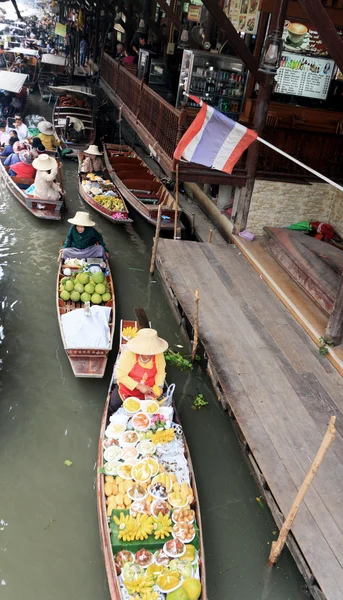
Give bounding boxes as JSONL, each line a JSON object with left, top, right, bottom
{"left": 68, "top": 211, "right": 95, "bottom": 227}
{"left": 38, "top": 120, "right": 54, "bottom": 134}
{"left": 126, "top": 328, "right": 168, "bottom": 355}
{"left": 84, "top": 144, "right": 103, "bottom": 156}
{"left": 32, "top": 153, "right": 57, "bottom": 171}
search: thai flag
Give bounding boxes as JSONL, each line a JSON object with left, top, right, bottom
{"left": 174, "top": 96, "right": 258, "bottom": 174}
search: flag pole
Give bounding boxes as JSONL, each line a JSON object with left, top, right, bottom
{"left": 256, "top": 137, "right": 343, "bottom": 194}
{"left": 174, "top": 163, "right": 180, "bottom": 239}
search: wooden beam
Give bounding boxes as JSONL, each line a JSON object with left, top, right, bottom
{"left": 156, "top": 0, "right": 181, "bottom": 30}
{"left": 299, "top": 0, "right": 343, "bottom": 76}
{"left": 200, "top": 0, "right": 265, "bottom": 85}
{"left": 326, "top": 275, "right": 343, "bottom": 345}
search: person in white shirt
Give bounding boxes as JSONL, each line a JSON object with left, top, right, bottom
{"left": 6, "top": 114, "right": 28, "bottom": 141}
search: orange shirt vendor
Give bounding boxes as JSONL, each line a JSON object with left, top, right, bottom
{"left": 116, "top": 328, "right": 168, "bottom": 402}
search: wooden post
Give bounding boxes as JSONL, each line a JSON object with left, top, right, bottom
{"left": 191, "top": 213, "right": 195, "bottom": 237}
{"left": 149, "top": 204, "right": 163, "bottom": 275}
{"left": 325, "top": 276, "right": 343, "bottom": 345}
{"left": 173, "top": 163, "right": 179, "bottom": 239}
{"left": 191, "top": 290, "right": 200, "bottom": 362}
{"left": 208, "top": 229, "right": 213, "bottom": 243}
{"left": 268, "top": 416, "right": 336, "bottom": 565}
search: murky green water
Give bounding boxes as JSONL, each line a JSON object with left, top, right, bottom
{"left": 0, "top": 95, "right": 309, "bottom": 600}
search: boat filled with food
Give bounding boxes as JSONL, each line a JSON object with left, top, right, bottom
{"left": 51, "top": 85, "right": 95, "bottom": 152}
{"left": 79, "top": 170, "right": 132, "bottom": 225}
{"left": 97, "top": 319, "right": 206, "bottom": 600}
{"left": 103, "top": 144, "right": 183, "bottom": 231}
{"left": 56, "top": 257, "right": 115, "bottom": 377}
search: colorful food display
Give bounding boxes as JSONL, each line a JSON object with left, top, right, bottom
{"left": 59, "top": 268, "right": 112, "bottom": 305}
{"left": 81, "top": 176, "right": 127, "bottom": 217}
{"left": 101, "top": 402, "right": 202, "bottom": 599}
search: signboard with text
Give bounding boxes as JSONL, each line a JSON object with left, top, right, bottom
{"left": 224, "top": 0, "right": 259, "bottom": 35}
{"left": 274, "top": 52, "right": 334, "bottom": 100}
{"left": 55, "top": 22, "right": 67, "bottom": 37}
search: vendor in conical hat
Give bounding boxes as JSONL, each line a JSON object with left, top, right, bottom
{"left": 37, "top": 120, "right": 60, "bottom": 152}
{"left": 80, "top": 144, "right": 105, "bottom": 176}
{"left": 110, "top": 329, "right": 168, "bottom": 412}
{"left": 58, "top": 211, "right": 108, "bottom": 261}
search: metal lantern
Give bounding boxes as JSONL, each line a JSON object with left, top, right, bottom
{"left": 259, "top": 30, "right": 283, "bottom": 74}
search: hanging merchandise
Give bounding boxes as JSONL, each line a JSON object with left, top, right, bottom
{"left": 77, "top": 9, "right": 84, "bottom": 31}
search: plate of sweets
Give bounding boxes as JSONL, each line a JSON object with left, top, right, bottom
{"left": 123, "top": 397, "right": 141, "bottom": 415}
{"left": 137, "top": 440, "right": 155, "bottom": 456}
{"left": 154, "top": 549, "right": 171, "bottom": 566}
{"left": 172, "top": 508, "right": 195, "bottom": 524}
{"left": 127, "top": 483, "right": 148, "bottom": 501}
{"left": 156, "top": 570, "right": 183, "bottom": 594}
{"left": 103, "top": 446, "right": 123, "bottom": 462}
{"left": 135, "top": 549, "right": 153, "bottom": 569}
{"left": 140, "top": 400, "right": 159, "bottom": 415}
{"left": 151, "top": 500, "right": 171, "bottom": 517}
{"left": 172, "top": 522, "right": 195, "bottom": 543}
{"left": 163, "top": 538, "right": 186, "bottom": 558}
{"left": 119, "top": 430, "right": 139, "bottom": 447}
{"left": 132, "top": 412, "right": 151, "bottom": 432}
{"left": 122, "top": 446, "right": 139, "bottom": 461}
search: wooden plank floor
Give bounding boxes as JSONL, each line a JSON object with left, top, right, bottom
{"left": 157, "top": 239, "right": 343, "bottom": 600}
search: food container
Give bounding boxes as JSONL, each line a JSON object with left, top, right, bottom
{"left": 121, "top": 446, "right": 139, "bottom": 461}
{"left": 148, "top": 483, "right": 168, "bottom": 500}
{"left": 163, "top": 539, "right": 186, "bottom": 558}
{"left": 154, "top": 549, "right": 171, "bottom": 566}
{"left": 172, "top": 508, "right": 195, "bottom": 525}
{"left": 137, "top": 440, "right": 155, "bottom": 456}
{"left": 109, "top": 413, "right": 129, "bottom": 426}
{"left": 123, "top": 397, "right": 141, "bottom": 415}
{"left": 156, "top": 572, "right": 183, "bottom": 594}
{"left": 104, "top": 460, "right": 121, "bottom": 476}
{"left": 114, "top": 550, "right": 135, "bottom": 569}
{"left": 132, "top": 412, "right": 151, "bottom": 432}
{"left": 119, "top": 430, "right": 139, "bottom": 447}
{"left": 135, "top": 549, "right": 153, "bottom": 569}
{"left": 102, "top": 437, "right": 119, "bottom": 450}
{"left": 152, "top": 473, "right": 173, "bottom": 493}
{"left": 127, "top": 484, "right": 148, "bottom": 502}
{"left": 140, "top": 400, "right": 159, "bottom": 415}
{"left": 151, "top": 500, "right": 171, "bottom": 518}
{"left": 130, "top": 500, "right": 150, "bottom": 516}
{"left": 131, "top": 461, "right": 152, "bottom": 484}
{"left": 103, "top": 446, "right": 123, "bottom": 462}
{"left": 117, "top": 464, "right": 133, "bottom": 480}
{"left": 172, "top": 522, "right": 196, "bottom": 544}
{"left": 168, "top": 493, "right": 188, "bottom": 509}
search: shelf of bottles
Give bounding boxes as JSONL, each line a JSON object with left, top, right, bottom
{"left": 187, "top": 66, "right": 245, "bottom": 119}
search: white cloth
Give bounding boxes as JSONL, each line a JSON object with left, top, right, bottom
{"left": 34, "top": 165, "right": 61, "bottom": 201}
{"left": 61, "top": 305, "right": 111, "bottom": 349}
{"left": 6, "top": 122, "right": 28, "bottom": 141}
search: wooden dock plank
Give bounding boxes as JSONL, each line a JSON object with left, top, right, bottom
{"left": 157, "top": 239, "right": 343, "bottom": 600}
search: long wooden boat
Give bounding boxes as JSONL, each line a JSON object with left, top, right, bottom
{"left": 78, "top": 167, "right": 132, "bottom": 225}
{"left": 56, "top": 260, "right": 115, "bottom": 377}
{"left": 103, "top": 144, "right": 184, "bottom": 231}
{"left": 0, "top": 157, "right": 64, "bottom": 220}
{"left": 51, "top": 85, "right": 95, "bottom": 151}
{"left": 96, "top": 318, "right": 207, "bottom": 599}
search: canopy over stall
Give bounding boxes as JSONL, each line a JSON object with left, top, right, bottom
{"left": 9, "top": 47, "right": 39, "bottom": 56}
{"left": 48, "top": 85, "right": 95, "bottom": 98}
{"left": 0, "top": 71, "right": 28, "bottom": 93}
{"left": 41, "top": 54, "right": 67, "bottom": 66}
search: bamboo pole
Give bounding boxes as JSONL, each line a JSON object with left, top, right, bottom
{"left": 268, "top": 415, "right": 336, "bottom": 565}
{"left": 173, "top": 163, "right": 179, "bottom": 239}
{"left": 191, "top": 290, "right": 200, "bottom": 362}
{"left": 208, "top": 228, "right": 213, "bottom": 243}
{"left": 149, "top": 204, "right": 163, "bottom": 275}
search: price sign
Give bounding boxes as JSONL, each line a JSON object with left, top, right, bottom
{"left": 274, "top": 52, "right": 334, "bottom": 100}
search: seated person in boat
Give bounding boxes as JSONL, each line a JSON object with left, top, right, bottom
{"left": 0, "top": 130, "right": 18, "bottom": 157}
{"left": 6, "top": 114, "right": 28, "bottom": 141}
{"left": 31, "top": 137, "right": 45, "bottom": 158}
{"left": 80, "top": 145, "right": 105, "bottom": 177}
{"left": 4, "top": 140, "right": 31, "bottom": 167}
{"left": 37, "top": 121, "right": 60, "bottom": 152}
{"left": 59, "top": 211, "right": 108, "bottom": 261}
{"left": 110, "top": 328, "right": 168, "bottom": 412}
{"left": 32, "top": 154, "right": 61, "bottom": 201}
{"left": 9, "top": 149, "right": 35, "bottom": 180}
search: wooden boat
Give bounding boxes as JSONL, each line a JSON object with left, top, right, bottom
{"left": 56, "top": 259, "right": 115, "bottom": 377}
{"left": 38, "top": 54, "right": 69, "bottom": 100}
{"left": 78, "top": 170, "right": 132, "bottom": 225}
{"left": 0, "top": 71, "right": 29, "bottom": 117}
{"left": 51, "top": 85, "right": 95, "bottom": 151}
{"left": 103, "top": 144, "right": 183, "bottom": 231}
{"left": 0, "top": 157, "right": 64, "bottom": 220}
{"left": 96, "top": 318, "right": 207, "bottom": 599}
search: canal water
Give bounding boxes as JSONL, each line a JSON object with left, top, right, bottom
{"left": 0, "top": 95, "right": 309, "bottom": 600}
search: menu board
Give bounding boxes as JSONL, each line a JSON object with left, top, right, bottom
{"left": 274, "top": 52, "right": 334, "bottom": 100}
{"left": 224, "top": 0, "right": 259, "bottom": 35}
{"left": 282, "top": 19, "right": 343, "bottom": 56}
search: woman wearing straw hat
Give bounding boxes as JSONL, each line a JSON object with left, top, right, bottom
{"left": 32, "top": 153, "right": 61, "bottom": 201}
{"left": 37, "top": 120, "right": 60, "bottom": 152}
{"left": 59, "top": 211, "right": 108, "bottom": 260}
{"left": 110, "top": 328, "right": 168, "bottom": 412}
{"left": 80, "top": 144, "right": 105, "bottom": 176}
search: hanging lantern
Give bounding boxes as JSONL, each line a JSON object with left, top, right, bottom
{"left": 138, "top": 18, "right": 146, "bottom": 33}
{"left": 178, "top": 23, "right": 190, "bottom": 49}
{"left": 259, "top": 30, "right": 283, "bottom": 74}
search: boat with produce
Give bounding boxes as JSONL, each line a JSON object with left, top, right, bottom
{"left": 103, "top": 144, "right": 184, "bottom": 231}
{"left": 96, "top": 318, "right": 206, "bottom": 600}
{"left": 79, "top": 171, "right": 132, "bottom": 225}
{"left": 51, "top": 85, "right": 96, "bottom": 152}
{"left": 0, "top": 156, "right": 64, "bottom": 220}
{"left": 56, "top": 258, "right": 115, "bottom": 377}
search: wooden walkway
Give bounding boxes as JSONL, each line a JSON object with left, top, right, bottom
{"left": 157, "top": 239, "right": 343, "bottom": 600}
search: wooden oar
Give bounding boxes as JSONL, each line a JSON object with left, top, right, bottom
{"left": 134, "top": 307, "right": 150, "bottom": 329}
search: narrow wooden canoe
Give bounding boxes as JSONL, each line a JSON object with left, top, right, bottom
{"left": 0, "top": 158, "right": 64, "bottom": 220}
{"left": 56, "top": 260, "right": 115, "bottom": 377}
{"left": 103, "top": 143, "right": 184, "bottom": 231}
{"left": 51, "top": 86, "right": 95, "bottom": 151}
{"left": 96, "top": 318, "right": 207, "bottom": 599}
{"left": 78, "top": 169, "right": 133, "bottom": 225}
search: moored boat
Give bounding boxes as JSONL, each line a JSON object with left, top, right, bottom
{"left": 103, "top": 144, "right": 183, "bottom": 231}
{"left": 78, "top": 167, "right": 132, "bottom": 225}
{"left": 51, "top": 85, "right": 95, "bottom": 152}
{"left": 97, "top": 318, "right": 206, "bottom": 600}
{"left": 38, "top": 54, "right": 69, "bottom": 100}
{"left": 56, "top": 258, "right": 115, "bottom": 377}
{"left": 0, "top": 156, "right": 64, "bottom": 220}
